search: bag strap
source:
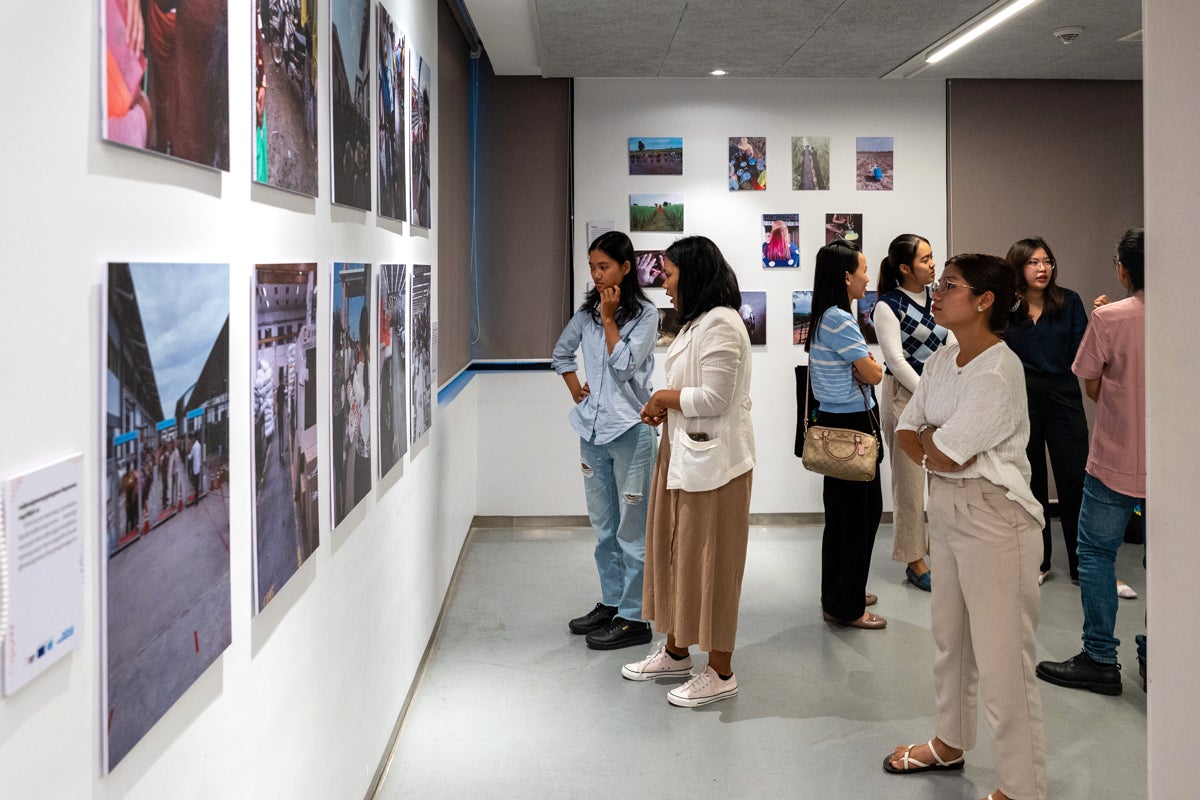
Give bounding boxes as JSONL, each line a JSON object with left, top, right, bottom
{"left": 804, "top": 356, "right": 881, "bottom": 439}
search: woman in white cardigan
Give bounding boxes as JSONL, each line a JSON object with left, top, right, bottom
{"left": 620, "top": 236, "right": 754, "bottom": 709}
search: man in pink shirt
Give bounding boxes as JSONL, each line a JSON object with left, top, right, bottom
{"left": 1036, "top": 228, "right": 1145, "bottom": 696}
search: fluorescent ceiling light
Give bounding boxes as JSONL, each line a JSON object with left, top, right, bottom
{"left": 710, "top": 69, "right": 727, "bottom": 76}
{"left": 926, "top": 0, "right": 1041, "bottom": 63}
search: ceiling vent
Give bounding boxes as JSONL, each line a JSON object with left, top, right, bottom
{"left": 1053, "top": 26, "right": 1084, "bottom": 44}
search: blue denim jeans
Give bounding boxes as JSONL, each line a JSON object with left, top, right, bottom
{"left": 1077, "top": 473, "right": 1145, "bottom": 664}
{"left": 580, "top": 424, "right": 656, "bottom": 621}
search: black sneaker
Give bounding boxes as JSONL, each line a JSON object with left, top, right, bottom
{"left": 1036, "top": 651, "right": 1122, "bottom": 695}
{"left": 585, "top": 617, "right": 653, "bottom": 650}
{"left": 568, "top": 603, "right": 616, "bottom": 635}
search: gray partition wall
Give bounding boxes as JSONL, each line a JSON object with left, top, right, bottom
{"left": 947, "top": 79, "right": 1143, "bottom": 306}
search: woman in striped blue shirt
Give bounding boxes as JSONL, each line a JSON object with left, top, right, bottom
{"left": 805, "top": 239, "right": 886, "bottom": 629}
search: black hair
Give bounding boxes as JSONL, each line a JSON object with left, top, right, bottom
{"left": 877, "top": 233, "right": 930, "bottom": 294}
{"left": 579, "top": 230, "right": 650, "bottom": 326}
{"left": 945, "top": 253, "right": 1017, "bottom": 334}
{"left": 1118, "top": 227, "right": 1144, "bottom": 290}
{"left": 1006, "top": 236, "right": 1066, "bottom": 319}
{"left": 663, "top": 236, "right": 740, "bottom": 325}
{"left": 805, "top": 239, "right": 862, "bottom": 352}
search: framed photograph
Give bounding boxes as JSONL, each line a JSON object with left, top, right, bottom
{"left": 729, "top": 137, "right": 766, "bottom": 191}
{"left": 856, "top": 137, "right": 894, "bottom": 191}
{"left": 252, "top": 264, "right": 320, "bottom": 613}
{"left": 791, "top": 136, "right": 829, "bottom": 190}
{"left": 376, "top": 4, "right": 407, "bottom": 221}
{"left": 330, "top": 262, "right": 373, "bottom": 525}
{"left": 410, "top": 265, "right": 433, "bottom": 445}
{"left": 635, "top": 249, "right": 667, "bottom": 288}
{"left": 792, "top": 290, "right": 813, "bottom": 345}
{"left": 656, "top": 307, "right": 683, "bottom": 347}
{"left": 739, "top": 291, "right": 767, "bottom": 346}
{"left": 378, "top": 264, "right": 408, "bottom": 478}
{"left": 762, "top": 213, "right": 800, "bottom": 268}
{"left": 253, "top": 0, "right": 318, "bottom": 195}
{"left": 629, "top": 137, "right": 683, "bottom": 175}
{"left": 858, "top": 290, "right": 879, "bottom": 344}
{"left": 825, "top": 213, "right": 864, "bottom": 248}
{"left": 330, "top": 0, "right": 371, "bottom": 210}
{"left": 410, "top": 51, "right": 432, "bottom": 227}
{"left": 102, "top": 262, "right": 231, "bottom": 771}
{"left": 630, "top": 194, "right": 684, "bottom": 233}
{"left": 102, "top": 0, "right": 230, "bottom": 170}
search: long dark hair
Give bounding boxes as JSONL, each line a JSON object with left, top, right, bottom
{"left": 947, "top": 253, "right": 1018, "bottom": 334}
{"left": 805, "top": 239, "right": 861, "bottom": 352}
{"left": 579, "top": 231, "right": 649, "bottom": 326}
{"left": 877, "top": 233, "right": 930, "bottom": 294}
{"left": 1007, "top": 236, "right": 1066, "bottom": 319}
{"left": 664, "top": 236, "right": 741, "bottom": 325}
{"left": 1118, "top": 227, "right": 1144, "bottom": 290}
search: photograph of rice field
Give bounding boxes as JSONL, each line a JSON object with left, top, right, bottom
{"left": 629, "top": 193, "right": 684, "bottom": 232}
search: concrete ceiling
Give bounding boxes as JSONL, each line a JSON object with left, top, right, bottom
{"left": 461, "top": 0, "right": 1143, "bottom": 80}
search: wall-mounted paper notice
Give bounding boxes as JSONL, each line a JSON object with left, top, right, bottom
{"left": 586, "top": 221, "right": 615, "bottom": 246}
{"left": 1, "top": 454, "right": 84, "bottom": 696}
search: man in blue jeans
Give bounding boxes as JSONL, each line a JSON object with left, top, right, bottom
{"left": 1036, "top": 228, "right": 1145, "bottom": 696}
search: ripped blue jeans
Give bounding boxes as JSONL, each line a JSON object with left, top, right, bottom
{"left": 580, "top": 424, "right": 656, "bottom": 621}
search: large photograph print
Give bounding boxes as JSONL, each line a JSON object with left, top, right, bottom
{"left": 378, "top": 265, "right": 409, "bottom": 478}
{"left": 377, "top": 4, "right": 407, "bottom": 221}
{"left": 102, "top": 0, "right": 230, "bottom": 170}
{"left": 409, "top": 264, "right": 432, "bottom": 446}
{"left": 331, "top": 262, "right": 373, "bottom": 525}
{"left": 254, "top": 0, "right": 318, "bottom": 195}
{"left": 331, "top": 0, "right": 372, "bottom": 210}
{"left": 409, "top": 50, "right": 432, "bottom": 228}
{"left": 103, "top": 263, "right": 231, "bottom": 772}
{"left": 252, "top": 264, "right": 320, "bottom": 613}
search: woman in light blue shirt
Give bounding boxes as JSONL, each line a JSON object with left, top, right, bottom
{"left": 552, "top": 231, "right": 659, "bottom": 651}
{"left": 805, "top": 239, "right": 886, "bottom": 629}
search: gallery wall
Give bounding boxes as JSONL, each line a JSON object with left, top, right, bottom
{"left": 0, "top": 0, "right": 478, "bottom": 797}
{"left": 478, "top": 77, "right": 949, "bottom": 516}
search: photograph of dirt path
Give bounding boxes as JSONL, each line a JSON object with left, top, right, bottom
{"left": 630, "top": 194, "right": 684, "bottom": 232}
{"left": 792, "top": 136, "right": 829, "bottom": 190}
{"left": 856, "top": 136, "right": 894, "bottom": 191}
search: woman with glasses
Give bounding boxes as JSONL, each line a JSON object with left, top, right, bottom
{"left": 1003, "top": 237, "right": 1088, "bottom": 586}
{"left": 885, "top": 254, "right": 1046, "bottom": 800}
{"left": 805, "top": 239, "right": 886, "bottom": 629}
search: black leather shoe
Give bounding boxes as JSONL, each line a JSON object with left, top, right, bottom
{"left": 568, "top": 603, "right": 616, "bottom": 635}
{"left": 585, "top": 617, "right": 653, "bottom": 650}
{"left": 1036, "top": 651, "right": 1122, "bottom": 695}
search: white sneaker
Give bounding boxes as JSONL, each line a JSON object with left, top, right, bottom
{"left": 621, "top": 645, "right": 693, "bottom": 681}
{"left": 667, "top": 666, "right": 738, "bottom": 707}
{"left": 1038, "top": 569, "right": 1052, "bottom": 586}
{"left": 1117, "top": 580, "right": 1138, "bottom": 599}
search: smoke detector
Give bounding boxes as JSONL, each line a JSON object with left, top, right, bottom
{"left": 1053, "top": 26, "right": 1084, "bottom": 44}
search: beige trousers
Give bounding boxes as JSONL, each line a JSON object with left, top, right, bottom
{"left": 928, "top": 476, "right": 1047, "bottom": 800}
{"left": 880, "top": 374, "right": 928, "bottom": 564}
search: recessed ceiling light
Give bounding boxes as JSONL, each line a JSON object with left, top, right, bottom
{"left": 710, "top": 69, "right": 727, "bottom": 76}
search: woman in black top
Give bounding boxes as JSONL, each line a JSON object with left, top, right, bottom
{"left": 1003, "top": 237, "right": 1088, "bottom": 583}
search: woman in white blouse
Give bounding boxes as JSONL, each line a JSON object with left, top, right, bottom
{"left": 621, "top": 236, "right": 754, "bottom": 709}
{"left": 885, "top": 254, "right": 1047, "bottom": 800}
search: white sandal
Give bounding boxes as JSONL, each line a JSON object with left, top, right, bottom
{"left": 882, "top": 738, "right": 966, "bottom": 774}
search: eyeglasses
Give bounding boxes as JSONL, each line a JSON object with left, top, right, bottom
{"left": 1112, "top": 256, "right": 1121, "bottom": 266}
{"left": 1025, "top": 258, "right": 1054, "bottom": 271}
{"left": 931, "top": 278, "right": 976, "bottom": 294}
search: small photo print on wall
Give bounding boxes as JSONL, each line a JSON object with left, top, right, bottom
{"left": 729, "top": 137, "right": 766, "bottom": 191}
{"left": 331, "top": 262, "right": 373, "bottom": 526}
{"left": 656, "top": 307, "right": 683, "bottom": 347}
{"left": 761, "top": 214, "right": 800, "bottom": 268}
{"left": 635, "top": 249, "right": 667, "bottom": 288}
{"left": 410, "top": 50, "right": 433, "bottom": 228}
{"left": 857, "top": 291, "right": 879, "bottom": 344}
{"left": 792, "top": 290, "right": 813, "bottom": 345}
{"left": 630, "top": 194, "right": 684, "bottom": 232}
{"left": 856, "top": 137, "right": 893, "bottom": 191}
{"left": 739, "top": 291, "right": 767, "bottom": 346}
{"left": 825, "top": 213, "right": 864, "bottom": 248}
{"left": 628, "top": 137, "right": 683, "bottom": 175}
{"left": 410, "top": 265, "right": 433, "bottom": 446}
{"left": 103, "top": 262, "right": 232, "bottom": 771}
{"left": 102, "top": 0, "right": 230, "bottom": 171}
{"left": 253, "top": 0, "right": 318, "bottom": 195}
{"left": 378, "top": 264, "right": 408, "bottom": 478}
{"left": 376, "top": 4, "right": 407, "bottom": 221}
{"left": 331, "top": 0, "right": 372, "bottom": 210}
{"left": 791, "top": 136, "right": 829, "bottom": 190}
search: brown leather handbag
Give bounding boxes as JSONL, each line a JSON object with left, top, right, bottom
{"left": 800, "top": 373, "right": 880, "bottom": 482}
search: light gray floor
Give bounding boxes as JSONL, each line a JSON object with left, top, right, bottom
{"left": 375, "top": 523, "right": 1147, "bottom": 799}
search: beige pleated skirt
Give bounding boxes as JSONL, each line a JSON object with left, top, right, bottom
{"left": 642, "top": 434, "right": 753, "bottom": 652}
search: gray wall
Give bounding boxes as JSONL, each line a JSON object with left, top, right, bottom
{"left": 948, "top": 79, "right": 1143, "bottom": 305}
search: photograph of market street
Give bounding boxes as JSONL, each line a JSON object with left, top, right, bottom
{"left": 254, "top": 0, "right": 318, "bottom": 195}
{"left": 104, "top": 262, "right": 231, "bottom": 771}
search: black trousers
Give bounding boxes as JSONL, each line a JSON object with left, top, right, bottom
{"left": 817, "top": 408, "right": 884, "bottom": 622}
{"left": 1025, "top": 373, "right": 1089, "bottom": 577}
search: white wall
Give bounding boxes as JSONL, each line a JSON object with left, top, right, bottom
{"left": 1143, "top": 1, "right": 1200, "bottom": 796}
{"left": 0, "top": 0, "right": 480, "bottom": 797}
{"left": 479, "top": 78, "right": 948, "bottom": 516}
